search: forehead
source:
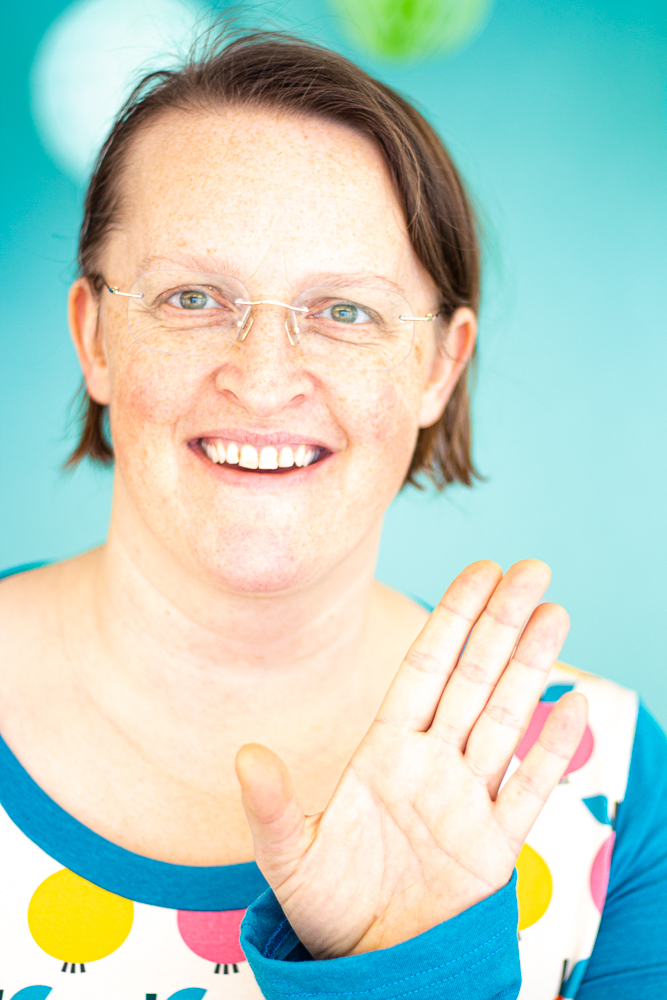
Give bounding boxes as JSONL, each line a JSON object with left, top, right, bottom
{"left": 114, "top": 106, "right": 424, "bottom": 287}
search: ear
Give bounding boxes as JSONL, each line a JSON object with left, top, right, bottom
{"left": 69, "top": 278, "right": 111, "bottom": 405}
{"left": 418, "top": 307, "right": 477, "bottom": 428}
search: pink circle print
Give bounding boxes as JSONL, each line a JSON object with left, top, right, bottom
{"left": 590, "top": 833, "right": 615, "bottom": 913}
{"left": 515, "top": 702, "right": 594, "bottom": 775}
{"left": 178, "top": 908, "right": 247, "bottom": 965}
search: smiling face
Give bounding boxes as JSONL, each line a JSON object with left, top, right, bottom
{"left": 73, "top": 107, "right": 474, "bottom": 594}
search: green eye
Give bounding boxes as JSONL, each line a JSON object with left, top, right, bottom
{"left": 179, "top": 291, "right": 208, "bottom": 309}
{"left": 330, "top": 303, "right": 359, "bottom": 323}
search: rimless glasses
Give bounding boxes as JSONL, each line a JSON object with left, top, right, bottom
{"left": 105, "top": 270, "right": 438, "bottom": 373}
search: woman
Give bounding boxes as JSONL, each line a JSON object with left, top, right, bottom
{"left": 0, "top": 31, "right": 665, "bottom": 999}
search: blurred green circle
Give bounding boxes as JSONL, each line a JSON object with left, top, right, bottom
{"left": 333, "top": 0, "right": 492, "bottom": 61}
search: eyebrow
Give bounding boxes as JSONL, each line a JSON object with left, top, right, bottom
{"left": 136, "top": 253, "right": 243, "bottom": 277}
{"left": 134, "top": 257, "right": 406, "bottom": 296}
{"left": 304, "top": 273, "right": 406, "bottom": 295}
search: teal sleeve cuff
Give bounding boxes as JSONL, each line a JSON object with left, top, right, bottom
{"left": 240, "top": 870, "right": 521, "bottom": 1000}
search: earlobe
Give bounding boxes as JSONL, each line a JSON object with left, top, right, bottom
{"left": 417, "top": 307, "right": 477, "bottom": 428}
{"left": 69, "top": 278, "right": 112, "bottom": 405}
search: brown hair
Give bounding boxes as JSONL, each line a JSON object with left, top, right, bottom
{"left": 70, "top": 29, "right": 480, "bottom": 488}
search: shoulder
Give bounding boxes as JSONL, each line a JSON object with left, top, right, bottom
{"left": 371, "top": 580, "right": 430, "bottom": 641}
{"left": 0, "top": 554, "right": 95, "bottom": 697}
{"left": 618, "top": 701, "right": 667, "bottom": 850}
{"left": 373, "top": 581, "right": 431, "bottom": 620}
{"left": 0, "top": 560, "right": 57, "bottom": 631}
{"left": 0, "top": 562, "right": 63, "bottom": 694}
{"left": 546, "top": 662, "right": 667, "bottom": 858}
{"left": 548, "top": 660, "right": 639, "bottom": 729}
{"left": 541, "top": 661, "right": 640, "bottom": 805}
{"left": 0, "top": 559, "right": 65, "bottom": 637}
{"left": 0, "top": 551, "right": 97, "bottom": 609}
{"left": 367, "top": 582, "right": 430, "bottom": 683}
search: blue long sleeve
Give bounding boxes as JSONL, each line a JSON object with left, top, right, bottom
{"left": 241, "top": 704, "right": 667, "bottom": 1000}
{"left": 241, "top": 871, "right": 521, "bottom": 1000}
{"left": 3, "top": 561, "right": 666, "bottom": 993}
{"left": 577, "top": 703, "right": 667, "bottom": 997}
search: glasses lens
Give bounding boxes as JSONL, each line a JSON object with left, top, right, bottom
{"left": 290, "top": 287, "right": 416, "bottom": 371}
{"left": 127, "top": 271, "right": 249, "bottom": 357}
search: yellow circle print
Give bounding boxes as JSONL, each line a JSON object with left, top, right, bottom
{"left": 28, "top": 869, "right": 134, "bottom": 963}
{"left": 516, "top": 844, "right": 553, "bottom": 931}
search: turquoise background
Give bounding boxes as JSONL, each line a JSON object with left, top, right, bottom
{"left": 1, "top": 1, "right": 666, "bottom": 722}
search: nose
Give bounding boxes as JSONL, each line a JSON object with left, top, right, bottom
{"left": 236, "top": 300, "right": 302, "bottom": 348}
{"left": 214, "top": 302, "right": 313, "bottom": 416}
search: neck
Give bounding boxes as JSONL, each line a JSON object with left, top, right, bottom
{"left": 77, "top": 490, "right": 384, "bottom": 701}
{"left": 15, "top": 481, "right": 421, "bottom": 861}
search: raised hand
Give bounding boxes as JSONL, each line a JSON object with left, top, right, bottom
{"left": 236, "top": 560, "right": 588, "bottom": 960}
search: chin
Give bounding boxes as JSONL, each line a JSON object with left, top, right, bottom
{"left": 189, "top": 527, "right": 322, "bottom": 595}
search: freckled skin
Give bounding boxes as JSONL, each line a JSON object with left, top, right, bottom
{"left": 0, "top": 105, "right": 477, "bottom": 868}
{"left": 0, "top": 107, "right": 586, "bottom": 952}
{"left": 97, "top": 108, "right": 467, "bottom": 594}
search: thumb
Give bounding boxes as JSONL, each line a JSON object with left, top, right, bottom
{"left": 236, "top": 743, "right": 311, "bottom": 889}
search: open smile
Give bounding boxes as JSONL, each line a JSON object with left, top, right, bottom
{"left": 198, "top": 437, "right": 328, "bottom": 474}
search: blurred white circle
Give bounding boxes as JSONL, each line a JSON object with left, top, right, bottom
{"left": 31, "top": 0, "right": 207, "bottom": 182}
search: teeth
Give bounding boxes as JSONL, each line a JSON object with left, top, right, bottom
{"left": 259, "top": 446, "right": 278, "bottom": 470}
{"left": 202, "top": 440, "right": 321, "bottom": 470}
{"left": 202, "top": 441, "right": 219, "bottom": 463}
{"left": 239, "top": 444, "right": 259, "bottom": 469}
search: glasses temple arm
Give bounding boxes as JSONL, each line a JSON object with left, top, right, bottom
{"left": 107, "top": 285, "right": 144, "bottom": 299}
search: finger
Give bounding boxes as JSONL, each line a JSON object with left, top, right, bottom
{"left": 494, "top": 692, "right": 588, "bottom": 849}
{"left": 376, "top": 561, "right": 503, "bottom": 731}
{"left": 236, "top": 743, "right": 311, "bottom": 889}
{"left": 463, "top": 602, "right": 570, "bottom": 796}
{"left": 429, "top": 560, "right": 551, "bottom": 749}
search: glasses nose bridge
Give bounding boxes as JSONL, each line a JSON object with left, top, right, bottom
{"left": 236, "top": 297, "right": 305, "bottom": 347}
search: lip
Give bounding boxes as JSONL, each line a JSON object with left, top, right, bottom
{"left": 195, "top": 429, "right": 333, "bottom": 450}
{"left": 190, "top": 439, "right": 332, "bottom": 486}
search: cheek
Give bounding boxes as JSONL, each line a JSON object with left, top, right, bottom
{"left": 107, "top": 350, "right": 196, "bottom": 465}
{"left": 368, "top": 382, "right": 414, "bottom": 444}
{"left": 344, "top": 375, "right": 423, "bottom": 488}
{"left": 375, "top": 332, "right": 440, "bottom": 455}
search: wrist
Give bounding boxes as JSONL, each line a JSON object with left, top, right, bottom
{"left": 241, "top": 872, "right": 521, "bottom": 1000}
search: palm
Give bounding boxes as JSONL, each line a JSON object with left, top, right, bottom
{"left": 237, "top": 561, "right": 587, "bottom": 960}
{"left": 286, "top": 731, "right": 517, "bottom": 959}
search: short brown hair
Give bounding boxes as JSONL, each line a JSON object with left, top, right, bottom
{"left": 70, "top": 29, "right": 480, "bottom": 488}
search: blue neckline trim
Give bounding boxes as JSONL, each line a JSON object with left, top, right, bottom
{"left": 0, "top": 565, "right": 432, "bottom": 911}
{"left": 0, "top": 561, "right": 269, "bottom": 911}
{"left": 0, "top": 728, "right": 268, "bottom": 910}
{"left": 0, "top": 561, "right": 49, "bottom": 580}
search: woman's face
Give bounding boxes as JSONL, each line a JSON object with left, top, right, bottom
{"left": 77, "top": 107, "right": 474, "bottom": 593}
